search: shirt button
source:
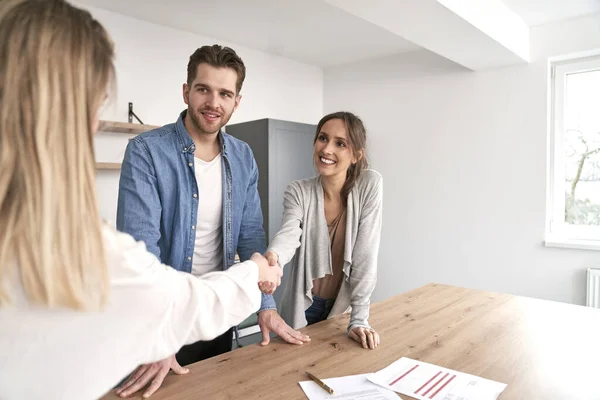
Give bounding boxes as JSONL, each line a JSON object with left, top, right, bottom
{"left": 188, "top": 162, "right": 193, "bottom": 167}
{"left": 191, "top": 226, "right": 195, "bottom": 230}
{"left": 187, "top": 257, "right": 191, "bottom": 261}
{"left": 193, "top": 194, "right": 198, "bottom": 198}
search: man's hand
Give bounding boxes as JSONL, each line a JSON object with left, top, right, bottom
{"left": 349, "top": 327, "right": 380, "bottom": 349}
{"left": 115, "top": 355, "right": 188, "bottom": 398}
{"left": 257, "top": 309, "right": 310, "bottom": 346}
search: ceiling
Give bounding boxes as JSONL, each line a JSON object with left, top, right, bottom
{"left": 503, "top": 0, "right": 600, "bottom": 26}
{"left": 77, "top": 0, "right": 600, "bottom": 68}
{"left": 76, "top": 0, "right": 420, "bottom": 68}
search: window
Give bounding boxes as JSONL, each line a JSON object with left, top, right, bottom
{"left": 547, "top": 53, "right": 600, "bottom": 250}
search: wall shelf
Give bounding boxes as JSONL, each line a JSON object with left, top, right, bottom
{"left": 95, "top": 120, "right": 159, "bottom": 170}
{"left": 96, "top": 162, "right": 122, "bottom": 170}
{"left": 98, "top": 120, "right": 159, "bottom": 135}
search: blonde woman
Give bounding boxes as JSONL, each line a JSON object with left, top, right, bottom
{"left": 0, "top": 1, "right": 281, "bottom": 399}
{"left": 265, "top": 112, "right": 383, "bottom": 350}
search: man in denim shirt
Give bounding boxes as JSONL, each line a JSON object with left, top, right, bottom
{"left": 114, "top": 45, "right": 309, "bottom": 399}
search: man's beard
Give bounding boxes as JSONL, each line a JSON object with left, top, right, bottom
{"left": 188, "top": 107, "right": 233, "bottom": 135}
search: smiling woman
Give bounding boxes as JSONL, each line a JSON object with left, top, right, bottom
{"left": 313, "top": 113, "right": 369, "bottom": 203}
{"left": 265, "top": 111, "right": 384, "bottom": 350}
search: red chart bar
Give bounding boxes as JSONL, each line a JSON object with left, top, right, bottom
{"left": 422, "top": 372, "right": 449, "bottom": 396}
{"left": 389, "top": 365, "right": 419, "bottom": 386}
{"left": 415, "top": 371, "right": 442, "bottom": 395}
{"left": 430, "top": 374, "right": 456, "bottom": 399}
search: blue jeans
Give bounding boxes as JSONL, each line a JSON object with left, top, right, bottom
{"left": 305, "top": 295, "right": 336, "bottom": 326}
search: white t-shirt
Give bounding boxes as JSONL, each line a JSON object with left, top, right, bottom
{"left": 0, "top": 225, "right": 261, "bottom": 400}
{"left": 192, "top": 154, "right": 223, "bottom": 276}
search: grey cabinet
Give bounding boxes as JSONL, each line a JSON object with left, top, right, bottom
{"left": 226, "top": 118, "right": 317, "bottom": 308}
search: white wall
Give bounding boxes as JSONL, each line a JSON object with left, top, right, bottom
{"left": 324, "top": 13, "right": 600, "bottom": 306}
{"left": 80, "top": 3, "right": 324, "bottom": 226}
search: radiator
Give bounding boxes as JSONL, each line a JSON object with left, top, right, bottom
{"left": 587, "top": 268, "right": 600, "bottom": 308}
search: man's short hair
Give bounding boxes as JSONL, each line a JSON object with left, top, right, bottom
{"left": 187, "top": 45, "right": 246, "bottom": 94}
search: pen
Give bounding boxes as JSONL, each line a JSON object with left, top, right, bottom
{"left": 306, "top": 371, "right": 334, "bottom": 395}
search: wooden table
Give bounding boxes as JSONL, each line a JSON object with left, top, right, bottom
{"left": 103, "top": 283, "right": 600, "bottom": 400}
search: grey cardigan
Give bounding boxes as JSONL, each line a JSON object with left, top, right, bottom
{"left": 268, "top": 169, "right": 383, "bottom": 332}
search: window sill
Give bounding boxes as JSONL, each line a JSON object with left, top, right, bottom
{"left": 544, "top": 238, "right": 600, "bottom": 251}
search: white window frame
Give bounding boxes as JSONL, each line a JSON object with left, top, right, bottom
{"left": 546, "top": 51, "right": 600, "bottom": 251}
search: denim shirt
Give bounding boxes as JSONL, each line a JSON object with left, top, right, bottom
{"left": 116, "top": 110, "right": 275, "bottom": 311}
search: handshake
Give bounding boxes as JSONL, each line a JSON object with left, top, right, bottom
{"left": 250, "top": 251, "right": 282, "bottom": 295}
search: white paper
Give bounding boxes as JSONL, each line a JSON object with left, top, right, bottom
{"left": 299, "top": 373, "right": 398, "bottom": 400}
{"left": 367, "top": 358, "right": 506, "bottom": 400}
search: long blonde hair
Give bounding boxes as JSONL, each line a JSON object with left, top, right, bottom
{"left": 0, "top": 0, "right": 115, "bottom": 310}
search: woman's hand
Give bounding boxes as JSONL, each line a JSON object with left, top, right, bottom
{"left": 257, "top": 251, "right": 280, "bottom": 294}
{"left": 349, "top": 327, "right": 380, "bottom": 349}
{"left": 251, "top": 253, "right": 282, "bottom": 295}
{"left": 264, "top": 251, "right": 278, "bottom": 267}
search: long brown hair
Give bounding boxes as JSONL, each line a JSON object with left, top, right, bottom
{"left": 0, "top": 0, "right": 115, "bottom": 310}
{"left": 314, "top": 112, "right": 369, "bottom": 203}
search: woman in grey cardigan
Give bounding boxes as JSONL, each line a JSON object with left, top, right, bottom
{"left": 265, "top": 111, "right": 382, "bottom": 350}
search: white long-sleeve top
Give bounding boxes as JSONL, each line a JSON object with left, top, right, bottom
{"left": 0, "top": 226, "right": 261, "bottom": 400}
